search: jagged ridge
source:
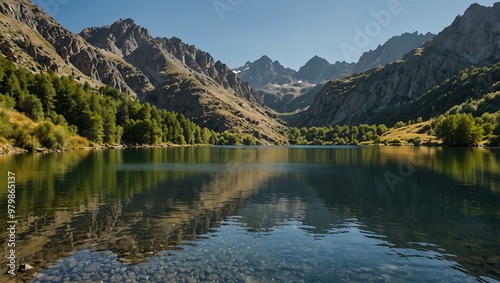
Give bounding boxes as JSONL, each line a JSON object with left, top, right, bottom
{"left": 0, "top": 1, "right": 286, "bottom": 143}
{"left": 299, "top": 3, "right": 500, "bottom": 127}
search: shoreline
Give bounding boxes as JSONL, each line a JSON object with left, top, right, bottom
{"left": 0, "top": 143, "right": 209, "bottom": 156}
{"left": 1, "top": 142, "right": 498, "bottom": 156}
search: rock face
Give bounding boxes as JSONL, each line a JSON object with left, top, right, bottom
{"left": 295, "top": 56, "right": 355, "bottom": 85}
{"left": 0, "top": 0, "right": 153, "bottom": 96}
{"left": 0, "top": 0, "right": 285, "bottom": 142}
{"left": 80, "top": 20, "right": 262, "bottom": 106}
{"left": 352, "top": 32, "right": 435, "bottom": 74}
{"left": 299, "top": 3, "right": 500, "bottom": 126}
{"left": 79, "top": 19, "right": 278, "bottom": 136}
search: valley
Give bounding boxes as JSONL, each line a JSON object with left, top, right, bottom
{"left": 0, "top": 2, "right": 499, "bottom": 282}
{"left": 0, "top": 1, "right": 499, "bottom": 150}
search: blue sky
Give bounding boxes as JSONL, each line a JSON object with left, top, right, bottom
{"left": 33, "top": 0, "right": 498, "bottom": 70}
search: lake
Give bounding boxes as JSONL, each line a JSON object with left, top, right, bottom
{"left": 0, "top": 146, "right": 499, "bottom": 282}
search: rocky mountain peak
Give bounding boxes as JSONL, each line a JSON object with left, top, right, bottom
{"left": 352, "top": 31, "right": 435, "bottom": 74}
{"left": 233, "top": 55, "right": 296, "bottom": 89}
{"left": 296, "top": 56, "right": 354, "bottom": 84}
{"left": 429, "top": 2, "right": 499, "bottom": 65}
{"left": 301, "top": 3, "right": 499, "bottom": 127}
{"left": 0, "top": 0, "right": 154, "bottom": 95}
{"left": 300, "top": 56, "right": 330, "bottom": 71}
{"left": 257, "top": 55, "right": 272, "bottom": 63}
{"left": 0, "top": 1, "right": 284, "bottom": 141}
{"left": 80, "top": 18, "right": 153, "bottom": 57}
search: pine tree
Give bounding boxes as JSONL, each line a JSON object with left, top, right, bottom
{"left": 29, "top": 74, "right": 56, "bottom": 115}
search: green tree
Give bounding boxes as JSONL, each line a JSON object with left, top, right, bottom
{"left": 17, "top": 93, "right": 44, "bottom": 122}
{"left": 1, "top": 72, "right": 23, "bottom": 102}
{"left": 79, "top": 110, "right": 104, "bottom": 143}
{"left": 242, "top": 135, "right": 256, "bottom": 145}
{"left": 436, "top": 114, "right": 483, "bottom": 146}
{"left": 0, "top": 110, "right": 12, "bottom": 138}
{"left": 222, "top": 132, "right": 241, "bottom": 145}
{"left": 455, "top": 114, "right": 483, "bottom": 145}
{"left": 33, "top": 121, "right": 66, "bottom": 150}
{"left": 490, "top": 123, "right": 500, "bottom": 146}
{"left": 29, "top": 74, "right": 56, "bottom": 115}
{"left": 12, "top": 125, "right": 39, "bottom": 151}
{"left": 123, "top": 119, "right": 161, "bottom": 144}
{"left": 394, "top": 121, "right": 406, "bottom": 128}
{"left": 201, "top": 128, "right": 212, "bottom": 144}
{"left": 0, "top": 94, "right": 15, "bottom": 109}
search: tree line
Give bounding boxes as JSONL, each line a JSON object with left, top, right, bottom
{"left": 285, "top": 113, "right": 500, "bottom": 147}
{"left": 433, "top": 112, "right": 500, "bottom": 146}
{"left": 286, "top": 124, "right": 389, "bottom": 145}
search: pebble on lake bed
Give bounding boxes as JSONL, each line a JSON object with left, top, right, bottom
{"left": 18, "top": 263, "right": 34, "bottom": 272}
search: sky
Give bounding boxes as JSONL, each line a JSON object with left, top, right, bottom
{"left": 32, "top": 0, "right": 498, "bottom": 70}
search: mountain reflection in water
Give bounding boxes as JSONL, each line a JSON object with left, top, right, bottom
{"left": 0, "top": 146, "right": 498, "bottom": 282}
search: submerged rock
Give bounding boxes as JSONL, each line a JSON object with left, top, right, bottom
{"left": 18, "top": 263, "right": 34, "bottom": 272}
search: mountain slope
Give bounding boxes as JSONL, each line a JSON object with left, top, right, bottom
{"left": 299, "top": 3, "right": 500, "bottom": 127}
{"left": 0, "top": 0, "right": 153, "bottom": 96}
{"left": 368, "top": 63, "right": 500, "bottom": 125}
{"left": 353, "top": 32, "right": 435, "bottom": 74}
{"left": 79, "top": 19, "right": 286, "bottom": 142}
{"left": 0, "top": 1, "right": 286, "bottom": 143}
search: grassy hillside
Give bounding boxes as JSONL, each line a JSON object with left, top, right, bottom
{"left": 379, "top": 121, "right": 439, "bottom": 145}
{"left": 0, "top": 107, "right": 90, "bottom": 154}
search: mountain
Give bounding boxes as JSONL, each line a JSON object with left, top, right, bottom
{"left": 255, "top": 82, "right": 319, "bottom": 113}
{"left": 235, "top": 55, "right": 355, "bottom": 88}
{"left": 236, "top": 32, "right": 431, "bottom": 114}
{"left": 0, "top": 0, "right": 286, "bottom": 143}
{"left": 298, "top": 3, "right": 500, "bottom": 127}
{"left": 295, "top": 56, "right": 355, "bottom": 85}
{"left": 0, "top": 0, "right": 152, "bottom": 96}
{"left": 352, "top": 32, "right": 435, "bottom": 74}
{"left": 233, "top": 55, "right": 353, "bottom": 113}
{"left": 232, "top": 55, "right": 296, "bottom": 89}
{"left": 285, "top": 83, "right": 327, "bottom": 113}
{"left": 79, "top": 19, "right": 282, "bottom": 135}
